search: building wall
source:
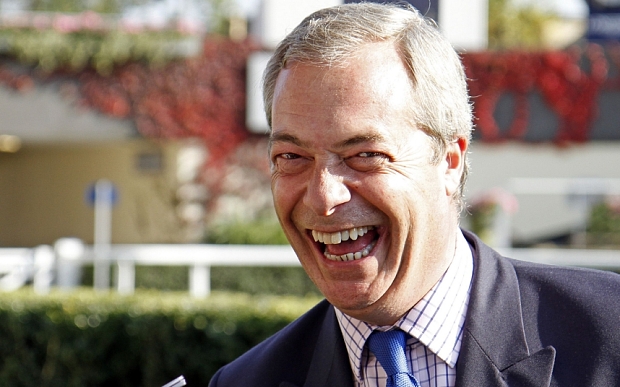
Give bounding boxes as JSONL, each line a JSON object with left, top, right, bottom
{"left": 0, "top": 139, "right": 199, "bottom": 247}
{"left": 465, "top": 141, "right": 620, "bottom": 244}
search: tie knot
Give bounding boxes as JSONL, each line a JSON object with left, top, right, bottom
{"left": 367, "top": 330, "right": 409, "bottom": 376}
{"left": 367, "top": 330, "right": 420, "bottom": 387}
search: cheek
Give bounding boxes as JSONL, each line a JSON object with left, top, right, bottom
{"left": 366, "top": 173, "right": 420, "bottom": 206}
{"left": 271, "top": 185, "right": 288, "bottom": 221}
{"left": 271, "top": 175, "right": 303, "bottom": 219}
{"left": 369, "top": 173, "right": 443, "bottom": 228}
{"left": 271, "top": 176, "right": 288, "bottom": 212}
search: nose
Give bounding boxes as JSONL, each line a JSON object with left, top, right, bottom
{"left": 304, "top": 164, "right": 351, "bottom": 216}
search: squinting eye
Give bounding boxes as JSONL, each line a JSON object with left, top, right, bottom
{"left": 281, "top": 153, "right": 300, "bottom": 159}
{"left": 272, "top": 153, "right": 309, "bottom": 174}
{"left": 358, "top": 152, "right": 384, "bottom": 158}
{"left": 345, "top": 152, "right": 389, "bottom": 171}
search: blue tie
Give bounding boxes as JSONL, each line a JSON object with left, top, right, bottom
{"left": 367, "top": 330, "right": 420, "bottom": 387}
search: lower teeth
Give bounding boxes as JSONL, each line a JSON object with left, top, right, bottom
{"left": 324, "top": 240, "right": 376, "bottom": 262}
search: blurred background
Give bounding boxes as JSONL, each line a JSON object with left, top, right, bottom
{"left": 0, "top": 0, "right": 618, "bottom": 295}
{"left": 0, "top": 0, "right": 618, "bottom": 384}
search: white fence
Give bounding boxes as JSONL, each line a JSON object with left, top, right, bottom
{"left": 110, "top": 244, "right": 299, "bottom": 297}
{"left": 0, "top": 245, "right": 55, "bottom": 293}
{"left": 0, "top": 242, "right": 619, "bottom": 297}
{"left": 0, "top": 242, "right": 300, "bottom": 297}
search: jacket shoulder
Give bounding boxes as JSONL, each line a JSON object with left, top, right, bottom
{"left": 512, "top": 257, "right": 620, "bottom": 384}
{"left": 508, "top": 256, "right": 620, "bottom": 338}
{"left": 466, "top": 228, "right": 620, "bottom": 385}
{"left": 209, "top": 299, "right": 333, "bottom": 387}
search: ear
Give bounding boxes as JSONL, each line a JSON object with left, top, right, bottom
{"left": 444, "top": 137, "right": 468, "bottom": 197}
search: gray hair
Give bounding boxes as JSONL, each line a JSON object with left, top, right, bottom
{"left": 262, "top": 2, "right": 473, "bottom": 209}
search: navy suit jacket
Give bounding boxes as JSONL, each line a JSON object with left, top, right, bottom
{"left": 209, "top": 231, "right": 620, "bottom": 386}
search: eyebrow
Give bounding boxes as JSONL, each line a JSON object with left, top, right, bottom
{"left": 334, "top": 133, "right": 386, "bottom": 149}
{"left": 269, "top": 132, "right": 306, "bottom": 147}
{"left": 269, "top": 132, "right": 387, "bottom": 150}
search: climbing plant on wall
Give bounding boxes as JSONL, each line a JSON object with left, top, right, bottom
{"left": 2, "top": 36, "right": 620, "bottom": 149}
{"left": 0, "top": 33, "right": 255, "bottom": 165}
{"left": 0, "top": 10, "right": 203, "bottom": 75}
{"left": 76, "top": 38, "right": 257, "bottom": 166}
{"left": 463, "top": 43, "right": 620, "bottom": 144}
{"left": 2, "top": 39, "right": 620, "bottom": 153}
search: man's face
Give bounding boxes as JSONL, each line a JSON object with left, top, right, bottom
{"left": 269, "top": 42, "right": 466, "bottom": 325}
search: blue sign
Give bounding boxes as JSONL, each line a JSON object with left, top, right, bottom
{"left": 587, "top": 0, "right": 620, "bottom": 41}
{"left": 85, "top": 180, "right": 119, "bottom": 207}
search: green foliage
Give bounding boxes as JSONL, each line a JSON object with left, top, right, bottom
{"left": 0, "top": 29, "right": 190, "bottom": 74}
{"left": 488, "top": 0, "right": 557, "bottom": 50}
{"left": 27, "top": 0, "right": 148, "bottom": 13}
{"left": 467, "top": 202, "right": 498, "bottom": 239}
{"left": 586, "top": 200, "right": 620, "bottom": 247}
{"left": 211, "top": 266, "right": 320, "bottom": 296}
{"left": 588, "top": 201, "right": 620, "bottom": 233}
{"left": 208, "top": 0, "right": 235, "bottom": 36}
{"left": 80, "top": 265, "right": 190, "bottom": 291}
{"left": 0, "top": 0, "right": 238, "bottom": 74}
{"left": 0, "top": 288, "right": 321, "bottom": 386}
{"left": 205, "top": 219, "right": 289, "bottom": 245}
{"left": 134, "top": 266, "right": 189, "bottom": 291}
{"left": 0, "top": 0, "right": 239, "bottom": 75}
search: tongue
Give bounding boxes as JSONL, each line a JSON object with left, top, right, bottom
{"left": 325, "top": 230, "right": 377, "bottom": 256}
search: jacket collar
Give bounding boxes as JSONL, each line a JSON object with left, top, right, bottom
{"left": 456, "top": 231, "right": 555, "bottom": 387}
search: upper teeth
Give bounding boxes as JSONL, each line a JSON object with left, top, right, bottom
{"left": 312, "top": 226, "right": 372, "bottom": 245}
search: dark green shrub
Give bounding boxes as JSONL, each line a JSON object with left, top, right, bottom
{"left": 134, "top": 266, "right": 189, "bottom": 291}
{"left": 210, "top": 266, "right": 320, "bottom": 296}
{"left": 204, "top": 219, "right": 289, "bottom": 245}
{"left": 588, "top": 200, "right": 620, "bottom": 234}
{"left": 0, "top": 288, "right": 321, "bottom": 387}
{"left": 586, "top": 199, "right": 620, "bottom": 247}
{"left": 79, "top": 265, "right": 189, "bottom": 291}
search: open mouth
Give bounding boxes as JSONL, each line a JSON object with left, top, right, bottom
{"left": 310, "top": 226, "right": 378, "bottom": 262}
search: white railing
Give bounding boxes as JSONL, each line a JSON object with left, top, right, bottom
{"left": 0, "top": 245, "right": 55, "bottom": 293}
{"left": 109, "top": 244, "right": 299, "bottom": 297}
{"left": 1, "top": 242, "right": 619, "bottom": 297}
{"left": 53, "top": 242, "right": 300, "bottom": 297}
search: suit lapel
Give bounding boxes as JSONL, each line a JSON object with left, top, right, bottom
{"left": 501, "top": 346, "right": 556, "bottom": 386}
{"left": 303, "top": 304, "right": 353, "bottom": 386}
{"left": 280, "top": 303, "right": 353, "bottom": 387}
{"left": 456, "top": 231, "right": 555, "bottom": 387}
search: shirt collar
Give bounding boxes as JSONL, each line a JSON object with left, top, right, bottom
{"left": 335, "top": 230, "right": 474, "bottom": 383}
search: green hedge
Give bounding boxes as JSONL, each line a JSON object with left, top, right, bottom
{"left": 204, "top": 219, "right": 289, "bottom": 246}
{"left": 0, "top": 288, "right": 321, "bottom": 387}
